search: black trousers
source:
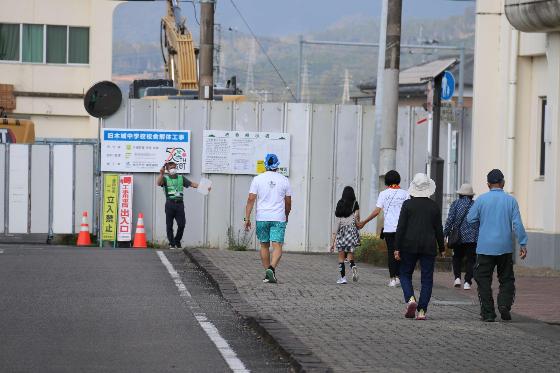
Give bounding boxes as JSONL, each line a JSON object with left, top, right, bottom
{"left": 474, "top": 253, "right": 515, "bottom": 319}
{"left": 165, "top": 200, "right": 186, "bottom": 245}
{"left": 384, "top": 233, "right": 400, "bottom": 278}
{"left": 452, "top": 242, "right": 477, "bottom": 284}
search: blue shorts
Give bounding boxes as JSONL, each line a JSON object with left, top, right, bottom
{"left": 256, "top": 221, "right": 287, "bottom": 244}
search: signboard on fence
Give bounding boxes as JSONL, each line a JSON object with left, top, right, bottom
{"left": 101, "top": 128, "right": 191, "bottom": 173}
{"left": 202, "top": 130, "right": 290, "bottom": 176}
{"left": 117, "top": 175, "right": 133, "bottom": 241}
{"left": 102, "top": 174, "right": 119, "bottom": 241}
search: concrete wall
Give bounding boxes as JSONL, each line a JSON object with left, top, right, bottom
{"left": 473, "top": 0, "right": 560, "bottom": 269}
{"left": 0, "top": 0, "right": 118, "bottom": 138}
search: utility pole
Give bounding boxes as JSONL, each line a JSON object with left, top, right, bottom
{"left": 369, "top": 0, "right": 387, "bottom": 233}
{"left": 342, "top": 69, "right": 350, "bottom": 104}
{"left": 245, "top": 39, "right": 256, "bottom": 95}
{"left": 301, "top": 60, "right": 310, "bottom": 103}
{"left": 296, "top": 35, "right": 303, "bottom": 102}
{"left": 199, "top": 0, "right": 214, "bottom": 100}
{"left": 214, "top": 23, "right": 222, "bottom": 86}
{"left": 379, "top": 0, "right": 402, "bottom": 176}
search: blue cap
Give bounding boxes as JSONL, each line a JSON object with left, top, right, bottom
{"left": 265, "top": 154, "right": 280, "bottom": 171}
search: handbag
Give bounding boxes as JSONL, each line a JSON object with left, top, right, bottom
{"left": 448, "top": 203, "right": 471, "bottom": 247}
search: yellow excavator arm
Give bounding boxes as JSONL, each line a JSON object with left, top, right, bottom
{"left": 161, "top": 0, "right": 198, "bottom": 90}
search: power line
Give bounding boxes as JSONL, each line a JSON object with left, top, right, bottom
{"left": 228, "top": 0, "right": 296, "bottom": 101}
{"left": 179, "top": 0, "right": 200, "bottom": 25}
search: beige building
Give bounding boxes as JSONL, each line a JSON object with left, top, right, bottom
{"left": 473, "top": 0, "right": 560, "bottom": 269}
{"left": 0, "top": 0, "right": 119, "bottom": 139}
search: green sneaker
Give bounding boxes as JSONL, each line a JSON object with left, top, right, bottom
{"left": 265, "top": 268, "right": 277, "bottom": 283}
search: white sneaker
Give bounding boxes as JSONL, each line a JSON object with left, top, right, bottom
{"left": 463, "top": 282, "right": 471, "bottom": 290}
{"left": 454, "top": 278, "right": 461, "bottom": 288}
{"left": 337, "top": 277, "right": 347, "bottom": 284}
{"left": 352, "top": 266, "right": 359, "bottom": 282}
{"left": 388, "top": 279, "right": 396, "bottom": 287}
{"left": 394, "top": 277, "right": 401, "bottom": 287}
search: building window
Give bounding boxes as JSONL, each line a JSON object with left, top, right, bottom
{"left": 22, "top": 24, "right": 44, "bottom": 63}
{"left": 1, "top": 23, "right": 89, "bottom": 65}
{"left": 46, "top": 25, "right": 67, "bottom": 63}
{"left": 540, "top": 97, "right": 547, "bottom": 177}
{"left": 0, "top": 23, "right": 20, "bottom": 61}
{"left": 68, "top": 27, "right": 89, "bottom": 64}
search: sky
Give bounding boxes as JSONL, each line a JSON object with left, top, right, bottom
{"left": 116, "top": 0, "right": 476, "bottom": 42}
{"left": 216, "top": 0, "right": 475, "bottom": 36}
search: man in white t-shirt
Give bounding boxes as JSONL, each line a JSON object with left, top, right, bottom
{"left": 245, "top": 154, "right": 292, "bottom": 283}
{"left": 362, "top": 170, "right": 409, "bottom": 287}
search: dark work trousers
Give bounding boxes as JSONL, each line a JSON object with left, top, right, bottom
{"left": 399, "top": 252, "right": 436, "bottom": 312}
{"left": 165, "top": 200, "right": 186, "bottom": 246}
{"left": 474, "top": 253, "right": 515, "bottom": 319}
{"left": 452, "top": 242, "right": 477, "bottom": 284}
{"left": 384, "top": 233, "right": 400, "bottom": 278}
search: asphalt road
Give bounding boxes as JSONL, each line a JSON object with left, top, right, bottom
{"left": 0, "top": 245, "right": 291, "bottom": 373}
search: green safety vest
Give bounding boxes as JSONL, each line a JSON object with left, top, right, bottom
{"left": 164, "top": 175, "right": 184, "bottom": 200}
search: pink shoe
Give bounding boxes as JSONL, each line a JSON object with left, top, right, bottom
{"left": 405, "top": 297, "right": 417, "bottom": 319}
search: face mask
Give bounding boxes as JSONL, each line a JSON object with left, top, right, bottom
{"left": 168, "top": 168, "right": 177, "bottom": 175}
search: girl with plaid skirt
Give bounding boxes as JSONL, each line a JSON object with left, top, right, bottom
{"left": 330, "top": 186, "right": 364, "bottom": 284}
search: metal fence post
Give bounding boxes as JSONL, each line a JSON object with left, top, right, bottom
{"left": 47, "top": 144, "right": 54, "bottom": 244}
{"left": 4, "top": 144, "right": 9, "bottom": 235}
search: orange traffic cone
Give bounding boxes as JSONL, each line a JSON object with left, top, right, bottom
{"left": 133, "top": 213, "right": 147, "bottom": 249}
{"left": 76, "top": 211, "right": 92, "bottom": 246}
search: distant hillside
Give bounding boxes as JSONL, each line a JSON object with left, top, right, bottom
{"left": 113, "top": 6, "right": 475, "bottom": 103}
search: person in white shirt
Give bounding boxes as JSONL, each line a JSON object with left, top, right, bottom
{"left": 362, "top": 170, "right": 409, "bottom": 287}
{"left": 245, "top": 154, "right": 292, "bottom": 283}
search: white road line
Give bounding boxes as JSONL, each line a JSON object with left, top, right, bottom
{"left": 156, "top": 251, "right": 250, "bottom": 373}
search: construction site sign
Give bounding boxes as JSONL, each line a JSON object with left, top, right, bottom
{"left": 101, "top": 128, "right": 191, "bottom": 173}
{"left": 102, "top": 174, "right": 119, "bottom": 241}
{"left": 202, "top": 130, "right": 290, "bottom": 176}
{"left": 117, "top": 175, "right": 134, "bottom": 242}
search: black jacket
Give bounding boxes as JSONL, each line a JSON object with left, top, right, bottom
{"left": 395, "top": 197, "right": 445, "bottom": 256}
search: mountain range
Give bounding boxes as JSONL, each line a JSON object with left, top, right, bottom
{"left": 113, "top": 1, "right": 475, "bottom": 103}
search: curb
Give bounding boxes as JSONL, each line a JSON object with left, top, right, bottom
{"left": 184, "top": 248, "right": 333, "bottom": 373}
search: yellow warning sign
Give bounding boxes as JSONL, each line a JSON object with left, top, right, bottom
{"left": 101, "top": 174, "right": 119, "bottom": 241}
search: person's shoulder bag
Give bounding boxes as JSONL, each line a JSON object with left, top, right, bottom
{"left": 448, "top": 201, "right": 472, "bottom": 248}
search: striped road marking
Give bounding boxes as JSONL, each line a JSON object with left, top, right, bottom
{"left": 156, "top": 251, "right": 249, "bottom": 373}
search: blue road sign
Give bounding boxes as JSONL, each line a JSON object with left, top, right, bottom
{"left": 441, "top": 71, "right": 455, "bottom": 101}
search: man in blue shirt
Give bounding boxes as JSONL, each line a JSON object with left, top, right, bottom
{"left": 467, "top": 169, "right": 528, "bottom": 322}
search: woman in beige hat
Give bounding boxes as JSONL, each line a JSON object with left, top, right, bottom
{"left": 444, "top": 183, "right": 479, "bottom": 290}
{"left": 394, "top": 173, "right": 445, "bottom": 320}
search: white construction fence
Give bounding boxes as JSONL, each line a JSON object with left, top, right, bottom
{"left": 1, "top": 100, "right": 471, "bottom": 251}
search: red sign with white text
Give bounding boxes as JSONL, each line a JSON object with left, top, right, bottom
{"left": 117, "top": 175, "right": 134, "bottom": 241}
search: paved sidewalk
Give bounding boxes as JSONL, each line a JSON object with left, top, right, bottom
{"left": 433, "top": 269, "right": 560, "bottom": 324}
{"left": 191, "top": 249, "right": 560, "bottom": 373}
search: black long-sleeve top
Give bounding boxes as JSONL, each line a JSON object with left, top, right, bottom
{"left": 395, "top": 197, "right": 445, "bottom": 256}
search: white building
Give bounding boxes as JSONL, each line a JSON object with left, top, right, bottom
{"left": 0, "top": 0, "right": 119, "bottom": 139}
{"left": 472, "top": 0, "right": 560, "bottom": 269}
